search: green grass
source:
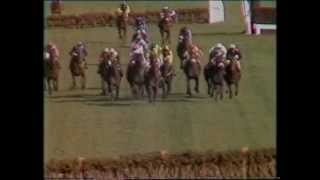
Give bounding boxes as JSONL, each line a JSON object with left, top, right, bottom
{"left": 44, "top": 1, "right": 276, "bottom": 162}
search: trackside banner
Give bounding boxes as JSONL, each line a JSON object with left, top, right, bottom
{"left": 208, "top": 0, "right": 225, "bottom": 23}
{"left": 241, "top": 0, "right": 252, "bottom": 34}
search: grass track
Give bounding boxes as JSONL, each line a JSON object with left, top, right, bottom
{"left": 44, "top": 1, "right": 276, "bottom": 162}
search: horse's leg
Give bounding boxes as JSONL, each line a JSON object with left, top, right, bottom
{"left": 186, "top": 78, "right": 191, "bottom": 96}
{"left": 153, "top": 86, "right": 157, "bottom": 103}
{"left": 167, "top": 79, "right": 172, "bottom": 95}
{"left": 228, "top": 83, "right": 233, "bottom": 99}
{"left": 81, "top": 73, "right": 86, "bottom": 90}
{"left": 47, "top": 79, "right": 52, "bottom": 95}
{"left": 214, "top": 85, "right": 218, "bottom": 101}
{"left": 140, "top": 83, "right": 145, "bottom": 98}
{"left": 100, "top": 77, "right": 106, "bottom": 95}
{"left": 71, "top": 74, "right": 76, "bottom": 90}
{"left": 194, "top": 77, "right": 199, "bottom": 93}
{"left": 220, "top": 84, "right": 224, "bottom": 100}
{"left": 53, "top": 79, "right": 58, "bottom": 91}
{"left": 235, "top": 81, "right": 239, "bottom": 96}
{"left": 115, "top": 85, "right": 120, "bottom": 100}
{"left": 161, "top": 80, "right": 166, "bottom": 99}
{"left": 117, "top": 26, "right": 122, "bottom": 39}
{"left": 166, "top": 30, "right": 171, "bottom": 44}
{"left": 208, "top": 80, "right": 213, "bottom": 97}
{"left": 160, "top": 30, "right": 164, "bottom": 45}
{"left": 56, "top": 76, "right": 59, "bottom": 91}
{"left": 123, "top": 25, "right": 127, "bottom": 40}
{"left": 109, "top": 82, "right": 114, "bottom": 101}
{"left": 146, "top": 83, "right": 152, "bottom": 103}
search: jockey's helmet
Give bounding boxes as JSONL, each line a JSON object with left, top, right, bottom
{"left": 47, "top": 42, "right": 53, "bottom": 48}
{"left": 162, "top": 6, "right": 169, "bottom": 12}
{"left": 44, "top": 52, "right": 50, "bottom": 59}
{"left": 120, "top": 2, "right": 126, "bottom": 8}
{"left": 191, "top": 44, "right": 199, "bottom": 51}
{"left": 104, "top": 48, "right": 110, "bottom": 53}
{"left": 230, "top": 44, "right": 236, "bottom": 49}
{"left": 110, "top": 48, "right": 117, "bottom": 55}
{"left": 150, "top": 43, "right": 158, "bottom": 50}
{"left": 216, "top": 43, "right": 223, "bottom": 48}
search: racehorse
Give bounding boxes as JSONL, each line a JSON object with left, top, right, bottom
{"left": 176, "top": 38, "right": 191, "bottom": 69}
{"left": 204, "top": 61, "right": 225, "bottom": 101}
{"left": 160, "top": 58, "right": 175, "bottom": 98}
{"left": 158, "top": 17, "right": 173, "bottom": 45}
{"left": 126, "top": 53, "right": 146, "bottom": 99}
{"left": 183, "top": 57, "right": 201, "bottom": 96}
{"left": 224, "top": 57, "right": 241, "bottom": 99}
{"left": 98, "top": 58, "right": 122, "bottom": 101}
{"left": 44, "top": 59, "right": 60, "bottom": 95}
{"left": 115, "top": 13, "right": 128, "bottom": 40}
{"left": 144, "top": 54, "right": 162, "bottom": 103}
{"left": 69, "top": 53, "right": 87, "bottom": 90}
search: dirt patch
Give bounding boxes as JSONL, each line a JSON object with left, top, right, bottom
{"left": 45, "top": 148, "right": 276, "bottom": 179}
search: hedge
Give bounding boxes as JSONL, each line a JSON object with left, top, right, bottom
{"left": 46, "top": 8, "right": 209, "bottom": 29}
{"left": 252, "top": 7, "right": 276, "bottom": 24}
{"left": 45, "top": 148, "right": 276, "bottom": 179}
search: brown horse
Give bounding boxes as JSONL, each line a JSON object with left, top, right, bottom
{"left": 99, "top": 58, "right": 122, "bottom": 101}
{"left": 144, "top": 55, "right": 162, "bottom": 103}
{"left": 116, "top": 14, "right": 128, "bottom": 40}
{"left": 160, "top": 60, "right": 175, "bottom": 98}
{"left": 176, "top": 39, "right": 191, "bottom": 69}
{"left": 126, "top": 53, "right": 146, "bottom": 99}
{"left": 224, "top": 59, "right": 241, "bottom": 99}
{"left": 183, "top": 58, "right": 201, "bottom": 96}
{"left": 44, "top": 59, "right": 60, "bottom": 95}
{"left": 158, "top": 17, "right": 173, "bottom": 45}
{"left": 204, "top": 61, "right": 226, "bottom": 101}
{"left": 69, "top": 54, "right": 87, "bottom": 90}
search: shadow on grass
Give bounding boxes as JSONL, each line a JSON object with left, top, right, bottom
{"left": 48, "top": 91, "right": 213, "bottom": 106}
{"left": 193, "top": 31, "right": 244, "bottom": 37}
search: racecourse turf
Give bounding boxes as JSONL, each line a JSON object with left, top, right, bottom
{"left": 44, "top": 1, "right": 276, "bottom": 162}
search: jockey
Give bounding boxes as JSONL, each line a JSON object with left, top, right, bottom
{"left": 182, "top": 44, "right": 202, "bottom": 68}
{"left": 46, "top": 42, "right": 60, "bottom": 62}
{"left": 129, "top": 43, "right": 148, "bottom": 67}
{"left": 109, "top": 48, "right": 123, "bottom": 77}
{"left": 132, "top": 29, "right": 149, "bottom": 44}
{"left": 134, "top": 17, "right": 149, "bottom": 43}
{"left": 209, "top": 43, "right": 227, "bottom": 60}
{"left": 135, "top": 16, "right": 148, "bottom": 33}
{"left": 99, "top": 48, "right": 110, "bottom": 62}
{"left": 212, "top": 51, "right": 225, "bottom": 67}
{"left": 97, "top": 48, "right": 111, "bottom": 95}
{"left": 179, "top": 26, "right": 192, "bottom": 44}
{"left": 160, "top": 6, "right": 176, "bottom": 22}
{"left": 226, "top": 44, "right": 242, "bottom": 70}
{"left": 116, "top": 2, "right": 130, "bottom": 18}
{"left": 109, "top": 48, "right": 120, "bottom": 62}
{"left": 132, "top": 35, "right": 149, "bottom": 59}
{"left": 189, "top": 44, "right": 203, "bottom": 63}
{"left": 162, "top": 45, "right": 173, "bottom": 65}
{"left": 150, "top": 43, "right": 162, "bottom": 60}
{"left": 44, "top": 52, "right": 50, "bottom": 61}
{"left": 69, "top": 41, "right": 88, "bottom": 69}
